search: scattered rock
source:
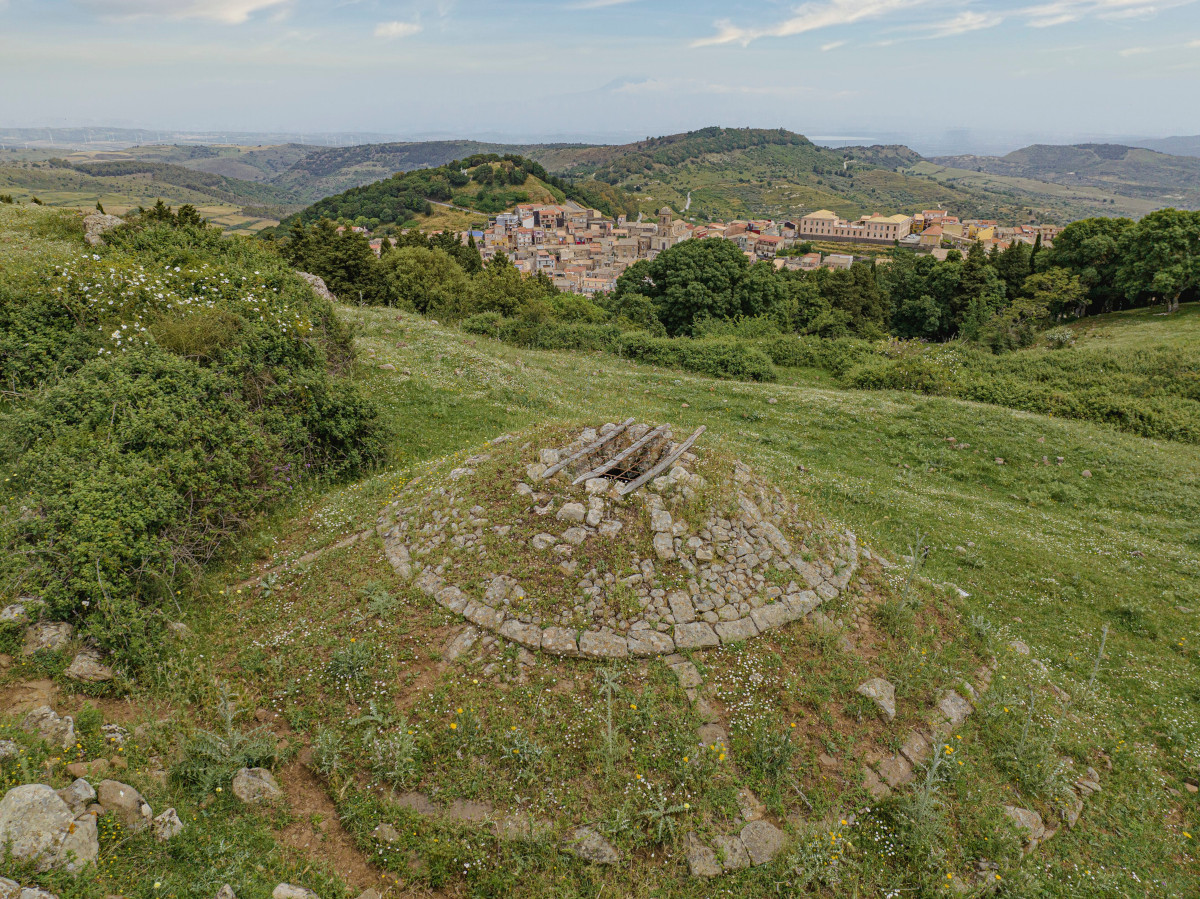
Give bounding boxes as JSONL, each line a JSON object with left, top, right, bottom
{"left": 567, "top": 826, "right": 619, "bottom": 864}
{"left": 0, "top": 741, "right": 18, "bottom": 760}
{"left": 65, "top": 647, "right": 114, "bottom": 683}
{"left": 862, "top": 766, "right": 891, "bottom": 799}
{"left": 272, "top": 885, "right": 319, "bottom": 899}
{"left": 739, "top": 820, "right": 787, "bottom": 865}
{"left": 1003, "top": 805, "right": 1046, "bottom": 850}
{"left": 714, "top": 833, "right": 751, "bottom": 871}
{"left": 373, "top": 822, "right": 401, "bottom": 843}
{"left": 0, "top": 783, "right": 99, "bottom": 871}
{"left": 295, "top": 271, "right": 337, "bottom": 302}
{"left": 1081, "top": 470, "right": 1092, "bottom": 478}
{"left": 153, "top": 808, "right": 184, "bottom": 842}
{"left": 556, "top": 503, "right": 586, "bottom": 523}
{"left": 652, "top": 532, "right": 676, "bottom": 560}
{"left": 97, "top": 780, "right": 152, "bottom": 832}
{"left": 23, "top": 706, "right": 75, "bottom": 749}
{"left": 856, "top": 678, "right": 896, "bottom": 722}
{"left": 937, "top": 690, "right": 973, "bottom": 726}
{"left": 215, "top": 887, "right": 237, "bottom": 899}
{"left": 876, "top": 753, "right": 915, "bottom": 789}
{"left": 1009, "top": 640, "right": 1031, "bottom": 656}
{"left": 231, "top": 767, "right": 281, "bottom": 804}
{"left": 0, "top": 603, "right": 28, "bottom": 625}
{"left": 65, "top": 759, "right": 109, "bottom": 779}
{"left": 684, "top": 832, "right": 722, "bottom": 877}
{"left": 83, "top": 212, "right": 123, "bottom": 246}
{"left": 21, "top": 622, "right": 72, "bottom": 656}
{"left": 56, "top": 779, "right": 95, "bottom": 816}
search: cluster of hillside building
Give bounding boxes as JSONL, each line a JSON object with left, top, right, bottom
{"left": 363, "top": 204, "right": 1063, "bottom": 297}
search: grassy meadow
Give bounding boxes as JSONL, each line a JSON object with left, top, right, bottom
{"left": 0, "top": 208, "right": 1197, "bottom": 898}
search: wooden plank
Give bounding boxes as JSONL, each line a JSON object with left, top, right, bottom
{"left": 540, "top": 418, "right": 634, "bottom": 480}
{"left": 571, "top": 425, "right": 666, "bottom": 485}
{"left": 617, "top": 426, "right": 706, "bottom": 496}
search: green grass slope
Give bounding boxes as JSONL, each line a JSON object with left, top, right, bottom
{"left": 0, "top": 207, "right": 1196, "bottom": 899}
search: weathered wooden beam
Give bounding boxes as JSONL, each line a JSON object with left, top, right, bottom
{"left": 571, "top": 425, "right": 666, "bottom": 485}
{"left": 541, "top": 418, "right": 634, "bottom": 480}
{"left": 617, "top": 426, "right": 706, "bottom": 496}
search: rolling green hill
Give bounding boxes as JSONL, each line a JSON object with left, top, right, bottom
{"left": 930, "top": 143, "right": 1200, "bottom": 209}
{"left": 0, "top": 157, "right": 306, "bottom": 231}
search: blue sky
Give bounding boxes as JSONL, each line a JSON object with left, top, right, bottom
{"left": 1, "top": 0, "right": 1198, "bottom": 150}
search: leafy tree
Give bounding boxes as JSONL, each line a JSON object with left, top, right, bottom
{"left": 1024, "top": 267, "right": 1088, "bottom": 319}
{"left": 471, "top": 253, "right": 557, "bottom": 317}
{"left": 614, "top": 239, "right": 750, "bottom": 336}
{"left": 176, "top": 204, "right": 204, "bottom": 228}
{"left": 1115, "top": 208, "right": 1200, "bottom": 314}
{"left": 1048, "top": 216, "right": 1134, "bottom": 313}
{"left": 282, "top": 219, "right": 390, "bottom": 305}
{"left": 993, "top": 241, "right": 1032, "bottom": 300}
{"left": 380, "top": 246, "right": 473, "bottom": 320}
{"left": 893, "top": 294, "right": 942, "bottom": 339}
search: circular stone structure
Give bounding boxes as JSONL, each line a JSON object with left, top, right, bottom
{"left": 378, "top": 421, "right": 859, "bottom": 659}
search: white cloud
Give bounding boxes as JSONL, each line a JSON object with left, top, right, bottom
{"left": 374, "top": 20, "right": 422, "bottom": 39}
{"left": 571, "top": 0, "right": 639, "bottom": 8}
{"left": 75, "top": 0, "right": 290, "bottom": 24}
{"left": 693, "top": 0, "right": 1197, "bottom": 48}
{"left": 692, "top": 0, "right": 920, "bottom": 47}
{"left": 1120, "top": 44, "right": 1152, "bottom": 54}
{"left": 1020, "top": 0, "right": 1196, "bottom": 28}
{"left": 922, "top": 10, "right": 1004, "bottom": 38}
{"left": 820, "top": 40, "right": 846, "bottom": 50}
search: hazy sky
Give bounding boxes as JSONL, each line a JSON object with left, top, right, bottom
{"left": 1, "top": 0, "right": 1198, "bottom": 147}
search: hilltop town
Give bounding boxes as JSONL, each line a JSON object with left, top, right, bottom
{"left": 353, "top": 203, "right": 1065, "bottom": 297}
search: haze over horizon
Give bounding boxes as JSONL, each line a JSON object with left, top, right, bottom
{"left": 2, "top": 0, "right": 1198, "bottom": 156}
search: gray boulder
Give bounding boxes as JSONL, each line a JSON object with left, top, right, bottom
{"left": 83, "top": 212, "right": 123, "bottom": 246}
{"left": 22, "top": 706, "right": 75, "bottom": 749}
{"left": 65, "top": 647, "right": 114, "bottom": 683}
{"left": 22, "top": 622, "right": 72, "bottom": 656}
{"left": 153, "top": 807, "right": 184, "bottom": 841}
{"left": 272, "top": 886, "right": 318, "bottom": 899}
{"left": 567, "top": 826, "right": 619, "bottom": 864}
{"left": 232, "top": 767, "right": 281, "bottom": 804}
{"left": 0, "top": 784, "right": 98, "bottom": 871}
{"left": 56, "top": 778, "right": 96, "bottom": 815}
{"left": 739, "top": 820, "right": 787, "bottom": 866}
{"left": 856, "top": 678, "right": 896, "bottom": 722}
{"left": 295, "top": 271, "right": 336, "bottom": 303}
{"left": 96, "top": 780, "right": 152, "bottom": 832}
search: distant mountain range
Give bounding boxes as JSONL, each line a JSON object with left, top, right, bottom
{"left": 1131, "top": 135, "right": 1200, "bottom": 158}
{"left": 929, "top": 143, "right": 1200, "bottom": 209}
{"left": 3, "top": 126, "right": 1198, "bottom": 231}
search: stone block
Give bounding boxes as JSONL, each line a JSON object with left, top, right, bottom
{"left": 739, "top": 820, "right": 786, "bottom": 866}
{"left": 667, "top": 590, "right": 696, "bottom": 624}
{"left": 876, "top": 753, "right": 915, "bottom": 789}
{"left": 540, "top": 627, "right": 580, "bottom": 657}
{"left": 626, "top": 630, "right": 674, "bottom": 656}
{"left": 579, "top": 631, "right": 629, "bottom": 659}
{"left": 498, "top": 619, "right": 542, "bottom": 650}
{"left": 715, "top": 617, "right": 759, "bottom": 644}
{"left": 673, "top": 622, "right": 719, "bottom": 650}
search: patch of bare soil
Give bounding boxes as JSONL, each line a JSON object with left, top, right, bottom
{"left": 277, "top": 757, "right": 382, "bottom": 891}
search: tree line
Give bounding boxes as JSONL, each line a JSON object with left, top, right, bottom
{"left": 275, "top": 208, "right": 1198, "bottom": 353}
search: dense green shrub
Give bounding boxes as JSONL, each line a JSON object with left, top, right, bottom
{"left": 0, "top": 214, "right": 381, "bottom": 668}
{"left": 757, "top": 334, "right": 875, "bottom": 376}
{"left": 463, "top": 313, "right": 776, "bottom": 381}
{"left": 617, "top": 332, "right": 777, "bottom": 381}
